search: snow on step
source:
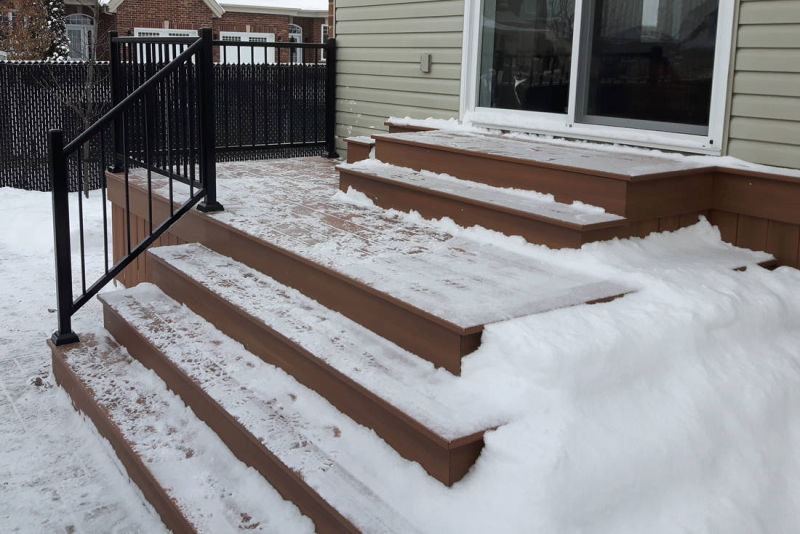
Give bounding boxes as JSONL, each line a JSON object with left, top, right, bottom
{"left": 339, "top": 159, "right": 625, "bottom": 227}
{"left": 101, "top": 284, "right": 427, "bottom": 534}
{"left": 344, "top": 136, "right": 375, "bottom": 146}
{"left": 57, "top": 331, "right": 315, "bottom": 534}
{"left": 150, "top": 242, "right": 505, "bottom": 439}
{"left": 136, "top": 160, "right": 631, "bottom": 330}
{"left": 374, "top": 130, "right": 707, "bottom": 178}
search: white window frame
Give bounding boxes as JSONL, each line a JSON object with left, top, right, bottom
{"left": 218, "top": 31, "right": 276, "bottom": 64}
{"left": 133, "top": 28, "right": 198, "bottom": 62}
{"left": 66, "top": 13, "right": 95, "bottom": 61}
{"left": 460, "top": 0, "right": 736, "bottom": 155}
{"left": 133, "top": 28, "right": 198, "bottom": 38}
{"left": 288, "top": 23, "right": 303, "bottom": 64}
{"left": 320, "top": 23, "right": 329, "bottom": 61}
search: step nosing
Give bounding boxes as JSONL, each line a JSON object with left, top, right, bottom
{"left": 101, "top": 286, "right": 424, "bottom": 532}
{"left": 372, "top": 131, "right": 710, "bottom": 180}
{"left": 51, "top": 333, "right": 317, "bottom": 534}
{"left": 182, "top": 203, "right": 478, "bottom": 335}
{"left": 338, "top": 165, "right": 627, "bottom": 230}
{"left": 146, "top": 245, "right": 499, "bottom": 442}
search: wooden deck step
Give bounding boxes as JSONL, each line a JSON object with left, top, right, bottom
{"left": 98, "top": 284, "right": 424, "bottom": 534}
{"left": 344, "top": 136, "right": 375, "bottom": 163}
{"left": 147, "top": 243, "right": 498, "bottom": 485}
{"left": 372, "top": 130, "right": 715, "bottom": 217}
{"left": 49, "top": 333, "right": 315, "bottom": 534}
{"left": 110, "top": 163, "right": 631, "bottom": 374}
{"left": 338, "top": 159, "right": 627, "bottom": 248}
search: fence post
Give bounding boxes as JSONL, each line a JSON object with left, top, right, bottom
{"left": 49, "top": 130, "right": 79, "bottom": 346}
{"left": 325, "top": 37, "right": 339, "bottom": 159}
{"left": 197, "top": 27, "right": 223, "bottom": 212}
{"left": 108, "top": 31, "right": 124, "bottom": 172}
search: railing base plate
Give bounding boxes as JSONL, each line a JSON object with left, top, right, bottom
{"left": 51, "top": 330, "right": 80, "bottom": 346}
{"left": 197, "top": 201, "right": 224, "bottom": 213}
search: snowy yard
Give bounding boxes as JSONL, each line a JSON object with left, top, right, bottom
{"left": 2, "top": 178, "right": 800, "bottom": 533}
{"left": 0, "top": 188, "right": 165, "bottom": 533}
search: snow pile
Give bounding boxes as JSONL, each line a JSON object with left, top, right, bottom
{"left": 332, "top": 188, "right": 800, "bottom": 533}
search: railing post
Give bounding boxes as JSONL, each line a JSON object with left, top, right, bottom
{"left": 325, "top": 37, "right": 339, "bottom": 159}
{"left": 108, "top": 31, "right": 124, "bottom": 172}
{"left": 197, "top": 27, "right": 223, "bottom": 212}
{"left": 49, "top": 130, "right": 79, "bottom": 346}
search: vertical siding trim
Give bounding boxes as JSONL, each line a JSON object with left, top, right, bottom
{"left": 721, "top": 0, "right": 743, "bottom": 156}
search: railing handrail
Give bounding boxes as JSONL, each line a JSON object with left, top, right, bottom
{"left": 63, "top": 37, "right": 203, "bottom": 156}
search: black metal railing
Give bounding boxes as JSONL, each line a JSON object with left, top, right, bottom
{"left": 49, "top": 28, "right": 221, "bottom": 345}
{"left": 212, "top": 37, "right": 337, "bottom": 160}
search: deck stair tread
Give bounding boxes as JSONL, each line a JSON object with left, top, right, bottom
{"left": 150, "top": 242, "right": 502, "bottom": 441}
{"left": 338, "top": 159, "right": 626, "bottom": 229}
{"left": 344, "top": 136, "right": 376, "bottom": 146}
{"left": 99, "top": 284, "right": 426, "bottom": 534}
{"left": 52, "top": 332, "right": 315, "bottom": 534}
{"left": 372, "top": 130, "right": 708, "bottom": 179}
{"left": 132, "top": 161, "right": 631, "bottom": 331}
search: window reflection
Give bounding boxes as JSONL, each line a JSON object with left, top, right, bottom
{"left": 583, "top": 0, "right": 718, "bottom": 131}
{"left": 479, "top": 0, "right": 575, "bottom": 114}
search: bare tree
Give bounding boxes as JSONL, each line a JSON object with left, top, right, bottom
{"left": 36, "top": 1, "right": 110, "bottom": 196}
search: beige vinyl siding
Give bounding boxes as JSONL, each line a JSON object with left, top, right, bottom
{"left": 334, "top": 0, "right": 464, "bottom": 154}
{"left": 727, "top": 0, "right": 800, "bottom": 169}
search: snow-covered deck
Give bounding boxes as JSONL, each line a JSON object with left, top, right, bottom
{"left": 130, "top": 158, "right": 630, "bottom": 331}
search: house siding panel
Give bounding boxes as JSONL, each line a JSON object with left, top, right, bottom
{"left": 334, "top": 0, "right": 463, "bottom": 153}
{"left": 727, "top": 0, "right": 800, "bottom": 169}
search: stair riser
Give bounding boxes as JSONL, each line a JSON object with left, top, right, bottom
{"left": 49, "top": 342, "right": 197, "bottom": 534}
{"left": 101, "top": 304, "right": 360, "bottom": 534}
{"left": 339, "top": 170, "right": 622, "bottom": 249}
{"left": 626, "top": 173, "right": 714, "bottom": 221}
{"left": 148, "top": 252, "right": 484, "bottom": 485}
{"left": 108, "top": 173, "right": 480, "bottom": 374}
{"left": 375, "top": 139, "right": 629, "bottom": 215}
{"left": 346, "top": 142, "right": 372, "bottom": 163}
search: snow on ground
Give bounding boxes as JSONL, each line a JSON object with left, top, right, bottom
{"left": 0, "top": 187, "right": 166, "bottom": 533}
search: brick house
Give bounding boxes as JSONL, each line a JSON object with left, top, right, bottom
{"left": 0, "top": 0, "right": 330, "bottom": 61}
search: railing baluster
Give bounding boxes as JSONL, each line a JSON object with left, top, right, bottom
{"left": 123, "top": 110, "right": 131, "bottom": 254}
{"left": 290, "top": 42, "right": 295, "bottom": 146}
{"left": 326, "top": 38, "right": 338, "bottom": 158}
{"left": 76, "top": 149, "right": 87, "bottom": 294}
{"left": 100, "top": 129, "right": 109, "bottom": 274}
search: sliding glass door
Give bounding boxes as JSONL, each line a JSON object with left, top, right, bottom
{"left": 471, "top": 0, "right": 732, "bottom": 151}
{"left": 578, "top": 0, "right": 719, "bottom": 134}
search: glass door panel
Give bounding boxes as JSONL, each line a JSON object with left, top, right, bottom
{"left": 479, "top": 0, "right": 576, "bottom": 114}
{"left": 579, "top": 0, "right": 718, "bottom": 134}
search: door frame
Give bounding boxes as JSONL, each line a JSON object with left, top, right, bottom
{"left": 459, "top": 0, "right": 737, "bottom": 155}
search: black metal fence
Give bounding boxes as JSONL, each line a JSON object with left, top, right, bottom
{"left": 1, "top": 37, "right": 336, "bottom": 191}
{"left": 0, "top": 61, "right": 112, "bottom": 190}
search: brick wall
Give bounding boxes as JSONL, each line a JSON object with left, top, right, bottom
{"left": 114, "top": 0, "right": 214, "bottom": 36}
